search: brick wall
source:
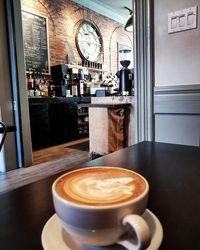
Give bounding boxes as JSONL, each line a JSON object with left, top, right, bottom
{"left": 21, "top": 0, "right": 133, "bottom": 75}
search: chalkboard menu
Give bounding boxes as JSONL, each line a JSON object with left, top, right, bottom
{"left": 22, "top": 11, "right": 50, "bottom": 73}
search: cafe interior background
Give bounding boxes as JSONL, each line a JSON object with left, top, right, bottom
{"left": 0, "top": 0, "right": 200, "bottom": 174}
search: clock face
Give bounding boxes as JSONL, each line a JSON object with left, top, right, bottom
{"left": 76, "top": 21, "right": 102, "bottom": 62}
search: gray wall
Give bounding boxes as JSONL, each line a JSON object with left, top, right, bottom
{"left": 154, "top": 0, "right": 200, "bottom": 146}
{"left": 155, "top": 114, "right": 200, "bottom": 146}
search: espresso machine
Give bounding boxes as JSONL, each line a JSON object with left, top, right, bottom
{"left": 51, "top": 64, "right": 69, "bottom": 97}
{"left": 51, "top": 64, "right": 88, "bottom": 97}
{"left": 117, "top": 49, "right": 133, "bottom": 96}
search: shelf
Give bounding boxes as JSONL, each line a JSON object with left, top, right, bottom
{"left": 78, "top": 122, "right": 89, "bottom": 126}
{"left": 77, "top": 103, "right": 89, "bottom": 108}
{"left": 78, "top": 112, "right": 88, "bottom": 116}
{"left": 77, "top": 105, "right": 89, "bottom": 137}
{"left": 87, "top": 67, "right": 105, "bottom": 73}
{"left": 66, "top": 64, "right": 105, "bottom": 72}
{"left": 78, "top": 132, "right": 89, "bottom": 135}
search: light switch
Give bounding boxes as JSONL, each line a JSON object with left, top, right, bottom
{"left": 187, "top": 13, "right": 194, "bottom": 25}
{"left": 179, "top": 14, "right": 185, "bottom": 27}
{"left": 168, "top": 6, "right": 197, "bottom": 33}
{"left": 171, "top": 17, "right": 177, "bottom": 29}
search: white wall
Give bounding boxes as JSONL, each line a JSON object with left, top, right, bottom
{"left": 154, "top": 0, "right": 200, "bottom": 86}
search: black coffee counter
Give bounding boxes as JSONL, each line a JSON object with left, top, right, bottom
{"left": 28, "top": 96, "right": 91, "bottom": 104}
{"left": 28, "top": 97, "right": 91, "bottom": 150}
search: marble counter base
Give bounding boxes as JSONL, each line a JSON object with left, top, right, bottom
{"left": 89, "top": 96, "right": 135, "bottom": 155}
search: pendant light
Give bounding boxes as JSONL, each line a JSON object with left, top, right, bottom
{"left": 124, "top": 7, "right": 133, "bottom": 32}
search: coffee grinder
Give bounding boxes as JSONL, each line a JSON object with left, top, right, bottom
{"left": 117, "top": 49, "right": 133, "bottom": 96}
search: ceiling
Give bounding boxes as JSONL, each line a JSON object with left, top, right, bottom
{"left": 71, "top": 0, "right": 132, "bottom": 24}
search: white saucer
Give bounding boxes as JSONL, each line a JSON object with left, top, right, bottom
{"left": 41, "top": 209, "right": 163, "bottom": 250}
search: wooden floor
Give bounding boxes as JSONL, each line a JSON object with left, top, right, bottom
{"left": 0, "top": 137, "right": 90, "bottom": 194}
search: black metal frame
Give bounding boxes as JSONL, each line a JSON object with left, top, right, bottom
{"left": 0, "top": 122, "right": 7, "bottom": 152}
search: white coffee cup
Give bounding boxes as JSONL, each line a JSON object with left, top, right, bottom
{"left": 52, "top": 166, "right": 151, "bottom": 249}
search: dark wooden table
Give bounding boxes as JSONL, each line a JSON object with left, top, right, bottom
{"left": 0, "top": 141, "right": 200, "bottom": 250}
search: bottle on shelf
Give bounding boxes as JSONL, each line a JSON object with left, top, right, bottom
{"left": 34, "top": 71, "right": 41, "bottom": 97}
{"left": 26, "top": 72, "right": 29, "bottom": 91}
{"left": 71, "top": 85, "right": 78, "bottom": 97}
{"left": 34, "top": 71, "right": 40, "bottom": 88}
{"left": 38, "top": 73, "right": 46, "bottom": 96}
{"left": 48, "top": 78, "right": 55, "bottom": 97}
{"left": 43, "top": 75, "right": 49, "bottom": 96}
{"left": 77, "top": 81, "right": 84, "bottom": 97}
{"left": 28, "top": 72, "right": 35, "bottom": 97}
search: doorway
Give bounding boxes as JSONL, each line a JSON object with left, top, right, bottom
{"left": 3, "top": 0, "right": 154, "bottom": 172}
{"left": 4, "top": 0, "right": 140, "bottom": 170}
{"left": 19, "top": 0, "right": 134, "bottom": 167}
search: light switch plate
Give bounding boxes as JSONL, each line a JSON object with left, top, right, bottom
{"left": 168, "top": 6, "right": 198, "bottom": 34}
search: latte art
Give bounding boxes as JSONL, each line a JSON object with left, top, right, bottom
{"left": 55, "top": 167, "right": 146, "bottom": 206}
{"left": 66, "top": 177, "right": 135, "bottom": 204}
{"left": 84, "top": 177, "right": 134, "bottom": 195}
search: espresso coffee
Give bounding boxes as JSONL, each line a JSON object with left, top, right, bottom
{"left": 55, "top": 167, "right": 146, "bottom": 206}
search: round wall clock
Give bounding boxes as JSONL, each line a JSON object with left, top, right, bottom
{"left": 75, "top": 21, "right": 103, "bottom": 62}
